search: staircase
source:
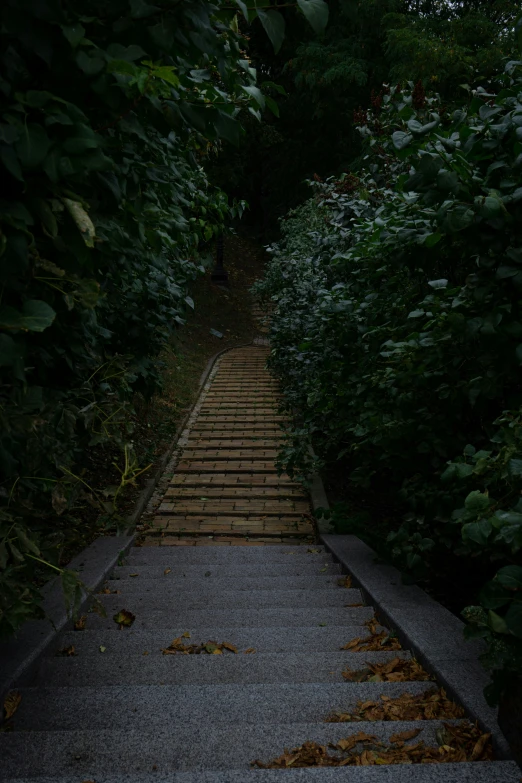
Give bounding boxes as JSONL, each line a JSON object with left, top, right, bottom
{"left": 0, "top": 544, "right": 519, "bottom": 781}
{"left": 0, "top": 343, "right": 519, "bottom": 780}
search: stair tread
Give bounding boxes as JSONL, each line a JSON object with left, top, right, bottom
{"left": 4, "top": 764, "right": 520, "bottom": 783}
{"left": 0, "top": 720, "right": 475, "bottom": 777}
{"left": 48, "top": 625, "right": 388, "bottom": 655}
{"left": 80, "top": 606, "right": 374, "bottom": 629}
{"left": 37, "top": 650, "right": 411, "bottom": 686}
{"left": 10, "top": 682, "right": 433, "bottom": 731}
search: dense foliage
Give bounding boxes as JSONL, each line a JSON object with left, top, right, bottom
{"left": 214, "top": 0, "right": 520, "bottom": 236}
{"left": 0, "top": 0, "right": 328, "bottom": 638}
{"left": 255, "top": 50, "right": 522, "bottom": 699}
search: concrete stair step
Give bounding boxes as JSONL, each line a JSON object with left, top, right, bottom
{"left": 93, "top": 589, "right": 364, "bottom": 610}
{"left": 175, "top": 462, "right": 281, "bottom": 473}
{"left": 157, "top": 498, "right": 310, "bottom": 513}
{"left": 10, "top": 682, "right": 433, "bottom": 731}
{"left": 49, "top": 625, "right": 386, "bottom": 655}
{"left": 169, "top": 473, "right": 298, "bottom": 486}
{"left": 105, "top": 575, "right": 344, "bottom": 591}
{"left": 36, "top": 651, "right": 411, "bottom": 687}
{"left": 164, "top": 487, "right": 306, "bottom": 498}
{"left": 124, "top": 546, "right": 333, "bottom": 564}
{"left": 81, "top": 606, "right": 374, "bottom": 630}
{"left": 0, "top": 721, "right": 477, "bottom": 777}
{"left": 113, "top": 562, "right": 342, "bottom": 579}
{"left": 4, "top": 765, "right": 520, "bottom": 783}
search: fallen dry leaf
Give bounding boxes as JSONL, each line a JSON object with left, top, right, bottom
{"left": 252, "top": 721, "right": 492, "bottom": 768}
{"left": 74, "top": 615, "right": 87, "bottom": 631}
{"left": 164, "top": 568, "right": 171, "bottom": 575}
{"left": 162, "top": 638, "right": 240, "bottom": 655}
{"left": 244, "top": 647, "right": 256, "bottom": 654}
{"left": 325, "top": 687, "right": 464, "bottom": 723}
{"left": 342, "top": 657, "right": 433, "bottom": 683}
{"left": 3, "top": 691, "right": 21, "bottom": 721}
{"left": 341, "top": 617, "right": 401, "bottom": 652}
{"left": 129, "top": 573, "right": 139, "bottom": 577}
{"left": 56, "top": 645, "right": 77, "bottom": 657}
{"left": 307, "top": 548, "right": 320, "bottom": 554}
{"left": 113, "top": 609, "right": 136, "bottom": 628}
{"left": 389, "top": 728, "right": 422, "bottom": 744}
{"left": 337, "top": 575, "right": 353, "bottom": 588}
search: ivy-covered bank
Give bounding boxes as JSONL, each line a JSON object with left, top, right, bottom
{"left": 255, "top": 51, "right": 522, "bottom": 700}
{"left": 0, "top": 0, "right": 328, "bottom": 638}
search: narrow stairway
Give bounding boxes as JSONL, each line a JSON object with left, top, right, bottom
{"left": 0, "top": 346, "right": 519, "bottom": 781}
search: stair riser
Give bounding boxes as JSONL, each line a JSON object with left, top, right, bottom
{"left": 80, "top": 607, "right": 374, "bottom": 630}
{"left": 49, "top": 626, "right": 387, "bottom": 656}
{"left": 37, "top": 651, "right": 412, "bottom": 686}
{"left": 0, "top": 721, "right": 467, "bottom": 777}
{"left": 106, "top": 577, "right": 343, "bottom": 592}
{"left": 113, "top": 564, "right": 342, "bottom": 579}
{"left": 8, "top": 683, "right": 441, "bottom": 730}
{"left": 93, "top": 589, "right": 363, "bottom": 610}
{"left": 3, "top": 764, "right": 520, "bottom": 783}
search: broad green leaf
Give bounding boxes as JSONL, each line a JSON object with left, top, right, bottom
{"left": 428, "top": 279, "right": 448, "bottom": 289}
{"left": 444, "top": 205, "right": 474, "bottom": 232}
{"left": 0, "top": 300, "right": 56, "bottom": 333}
{"left": 505, "top": 602, "right": 522, "bottom": 638}
{"left": 107, "top": 43, "right": 147, "bottom": 61}
{"left": 508, "top": 458, "right": 522, "bottom": 476}
{"left": 0, "top": 145, "right": 23, "bottom": 181}
{"left": 297, "top": 0, "right": 329, "bottom": 34}
{"left": 62, "top": 24, "right": 85, "bottom": 47}
{"left": 488, "top": 610, "right": 510, "bottom": 634}
{"left": 15, "top": 125, "right": 51, "bottom": 168}
{"left": 242, "top": 85, "right": 265, "bottom": 110}
{"left": 392, "top": 131, "right": 413, "bottom": 150}
{"left": 0, "top": 334, "right": 22, "bottom": 366}
{"left": 257, "top": 10, "right": 285, "bottom": 54}
{"left": 462, "top": 518, "right": 492, "bottom": 545}
{"left": 130, "top": 0, "right": 160, "bottom": 18}
{"left": 264, "top": 96, "right": 280, "bottom": 117}
{"left": 76, "top": 51, "right": 105, "bottom": 75}
{"left": 496, "top": 565, "right": 522, "bottom": 590}
{"left": 214, "top": 112, "right": 241, "bottom": 145}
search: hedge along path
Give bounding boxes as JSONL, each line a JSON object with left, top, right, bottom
{"left": 142, "top": 337, "right": 315, "bottom": 547}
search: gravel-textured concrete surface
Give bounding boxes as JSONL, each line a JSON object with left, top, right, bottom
{"left": 125, "top": 548, "right": 334, "bottom": 566}
{"left": 5, "top": 765, "right": 521, "bottom": 783}
{"left": 0, "top": 536, "right": 134, "bottom": 698}
{"left": 0, "top": 720, "right": 470, "bottom": 777}
{"left": 47, "top": 625, "right": 387, "bottom": 655}
{"left": 11, "top": 682, "right": 431, "bottom": 731}
{"left": 36, "top": 650, "right": 412, "bottom": 686}
{"left": 321, "top": 535, "right": 513, "bottom": 761}
{"left": 106, "top": 575, "right": 343, "bottom": 592}
{"left": 113, "top": 562, "right": 342, "bottom": 578}
{"left": 81, "top": 606, "right": 375, "bottom": 629}
{"left": 94, "top": 588, "right": 363, "bottom": 610}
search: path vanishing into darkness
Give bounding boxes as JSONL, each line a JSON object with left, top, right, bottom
{"left": 0, "top": 308, "right": 519, "bottom": 781}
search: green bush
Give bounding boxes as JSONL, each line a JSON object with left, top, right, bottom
{"left": 0, "top": 0, "right": 329, "bottom": 639}
{"left": 256, "top": 53, "right": 522, "bottom": 700}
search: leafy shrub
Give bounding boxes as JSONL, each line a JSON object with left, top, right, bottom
{"left": 0, "top": 0, "right": 330, "bottom": 639}
{"left": 256, "top": 51, "right": 522, "bottom": 700}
